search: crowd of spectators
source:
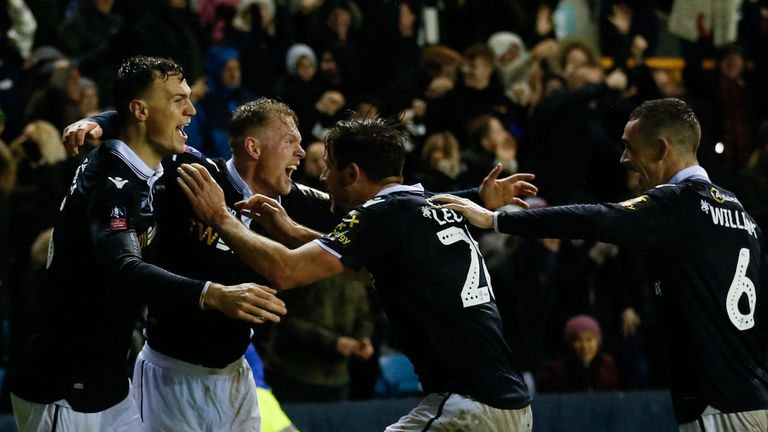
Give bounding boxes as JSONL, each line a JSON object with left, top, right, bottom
{"left": 1, "top": 0, "right": 768, "bottom": 409}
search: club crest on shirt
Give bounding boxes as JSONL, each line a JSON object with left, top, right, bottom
{"left": 619, "top": 195, "right": 649, "bottom": 211}
{"left": 109, "top": 205, "right": 127, "bottom": 230}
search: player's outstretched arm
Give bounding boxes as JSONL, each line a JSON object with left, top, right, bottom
{"left": 478, "top": 163, "right": 538, "bottom": 210}
{"left": 204, "top": 282, "right": 287, "bottom": 325}
{"left": 177, "top": 163, "right": 344, "bottom": 289}
{"left": 236, "top": 194, "right": 323, "bottom": 248}
{"left": 430, "top": 194, "right": 495, "bottom": 229}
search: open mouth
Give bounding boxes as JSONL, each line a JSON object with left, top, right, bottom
{"left": 176, "top": 123, "right": 189, "bottom": 139}
{"left": 285, "top": 164, "right": 298, "bottom": 178}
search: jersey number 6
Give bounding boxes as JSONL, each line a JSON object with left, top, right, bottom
{"left": 726, "top": 248, "right": 756, "bottom": 331}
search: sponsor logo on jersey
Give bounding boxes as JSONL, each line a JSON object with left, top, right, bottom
{"left": 421, "top": 205, "right": 464, "bottom": 225}
{"left": 108, "top": 176, "right": 129, "bottom": 189}
{"left": 109, "top": 205, "right": 128, "bottom": 230}
{"left": 138, "top": 224, "right": 157, "bottom": 248}
{"left": 700, "top": 200, "right": 758, "bottom": 238}
{"left": 710, "top": 187, "right": 739, "bottom": 204}
{"left": 619, "top": 195, "right": 649, "bottom": 210}
{"left": 329, "top": 213, "right": 360, "bottom": 245}
{"left": 188, "top": 218, "right": 231, "bottom": 251}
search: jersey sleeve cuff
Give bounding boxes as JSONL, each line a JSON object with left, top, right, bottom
{"left": 199, "top": 281, "right": 212, "bottom": 310}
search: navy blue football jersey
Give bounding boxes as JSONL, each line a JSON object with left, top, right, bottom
{"left": 147, "top": 149, "right": 336, "bottom": 367}
{"left": 496, "top": 176, "right": 768, "bottom": 422}
{"left": 10, "top": 141, "right": 205, "bottom": 412}
{"left": 316, "top": 184, "right": 531, "bottom": 409}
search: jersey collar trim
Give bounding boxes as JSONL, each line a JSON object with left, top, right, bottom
{"left": 668, "top": 165, "right": 710, "bottom": 184}
{"left": 104, "top": 140, "right": 159, "bottom": 180}
{"left": 375, "top": 183, "right": 424, "bottom": 197}
{"left": 225, "top": 158, "right": 252, "bottom": 199}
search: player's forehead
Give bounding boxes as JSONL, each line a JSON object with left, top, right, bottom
{"left": 149, "top": 74, "right": 189, "bottom": 98}
{"left": 270, "top": 115, "right": 300, "bottom": 140}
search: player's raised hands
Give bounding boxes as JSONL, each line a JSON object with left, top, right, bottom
{"left": 430, "top": 194, "right": 495, "bottom": 229}
{"left": 478, "top": 164, "right": 538, "bottom": 210}
{"left": 204, "top": 282, "right": 287, "bottom": 325}
{"left": 177, "top": 163, "right": 229, "bottom": 226}
{"left": 62, "top": 119, "right": 102, "bottom": 156}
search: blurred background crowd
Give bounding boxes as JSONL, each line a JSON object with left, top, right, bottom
{"left": 1, "top": 0, "right": 768, "bottom": 409}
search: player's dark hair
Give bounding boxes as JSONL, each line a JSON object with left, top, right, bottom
{"left": 628, "top": 98, "right": 701, "bottom": 153}
{"left": 325, "top": 118, "right": 407, "bottom": 182}
{"left": 228, "top": 98, "right": 299, "bottom": 151}
{"left": 113, "top": 56, "right": 184, "bottom": 124}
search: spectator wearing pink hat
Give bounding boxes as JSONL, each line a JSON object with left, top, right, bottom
{"left": 536, "top": 314, "right": 620, "bottom": 393}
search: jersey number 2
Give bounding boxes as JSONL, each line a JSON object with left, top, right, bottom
{"left": 437, "top": 226, "right": 494, "bottom": 308}
{"left": 726, "top": 248, "right": 756, "bottom": 331}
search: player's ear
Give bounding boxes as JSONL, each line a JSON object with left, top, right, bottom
{"left": 656, "top": 137, "right": 672, "bottom": 161}
{"left": 244, "top": 136, "right": 261, "bottom": 160}
{"left": 344, "top": 162, "right": 361, "bottom": 186}
{"left": 129, "top": 99, "right": 148, "bottom": 122}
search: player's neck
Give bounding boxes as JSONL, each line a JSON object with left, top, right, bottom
{"left": 118, "top": 128, "right": 164, "bottom": 170}
{"left": 369, "top": 177, "right": 404, "bottom": 196}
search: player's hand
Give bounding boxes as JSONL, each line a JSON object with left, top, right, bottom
{"left": 62, "top": 120, "right": 102, "bottom": 156}
{"left": 204, "top": 282, "right": 287, "bottom": 325}
{"left": 177, "top": 163, "right": 229, "bottom": 226}
{"left": 478, "top": 164, "right": 537, "bottom": 210}
{"left": 429, "top": 194, "right": 495, "bottom": 229}
{"left": 236, "top": 194, "right": 291, "bottom": 233}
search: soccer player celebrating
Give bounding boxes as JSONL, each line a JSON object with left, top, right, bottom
{"left": 8, "top": 57, "right": 285, "bottom": 432}
{"left": 432, "top": 98, "right": 768, "bottom": 431}
{"left": 177, "top": 118, "right": 538, "bottom": 431}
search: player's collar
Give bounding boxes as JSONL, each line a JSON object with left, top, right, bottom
{"left": 225, "top": 158, "right": 252, "bottom": 199}
{"left": 667, "top": 165, "right": 710, "bottom": 184}
{"left": 104, "top": 140, "right": 160, "bottom": 181}
{"left": 375, "top": 183, "right": 424, "bottom": 197}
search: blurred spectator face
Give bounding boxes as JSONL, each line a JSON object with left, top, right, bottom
{"left": 350, "top": 101, "right": 379, "bottom": 120}
{"left": 501, "top": 45, "right": 521, "bottom": 63}
{"left": 80, "top": 85, "right": 99, "bottom": 116}
{"left": 95, "top": 0, "right": 115, "bottom": 14}
{"left": 566, "top": 65, "right": 603, "bottom": 91}
{"left": 320, "top": 51, "right": 342, "bottom": 85}
{"left": 169, "top": 0, "right": 187, "bottom": 8}
{"left": 572, "top": 331, "right": 600, "bottom": 367}
{"left": 296, "top": 56, "right": 316, "bottom": 82}
{"left": 399, "top": 3, "right": 416, "bottom": 37}
{"left": 253, "top": 115, "right": 305, "bottom": 196}
{"left": 423, "top": 132, "right": 460, "bottom": 178}
{"left": 220, "top": 58, "right": 242, "bottom": 89}
{"left": 482, "top": 117, "right": 510, "bottom": 151}
{"left": 327, "top": 7, "right": 352, "bottom": 39}
{"left": 720, "top": 52, "right": 744, "bottom": 80}
{"left": 564, "top": 47, "right": 590, "bottom": 76}
{"left": 303, "top": 141, "right": 326, "bottom": 179}
{"left": 652, "top": 70, "right": 685, "bottom": 97}
{"left": 461, "top": 56, "right": 494, "bottom": 90}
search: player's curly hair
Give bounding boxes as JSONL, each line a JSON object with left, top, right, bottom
{"left": 113, "top": 56, "right": 184, "bottom": 123}
{"left": 325, "top": 118, "right": 408, "bottom": 182}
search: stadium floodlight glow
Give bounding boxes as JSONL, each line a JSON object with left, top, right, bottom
{"left": 715, "top": 142, "right": 725, "bottom": 154}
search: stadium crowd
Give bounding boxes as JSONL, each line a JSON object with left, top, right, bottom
{"left": 1, "top": 0, "right": 768, "bottom": 420}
